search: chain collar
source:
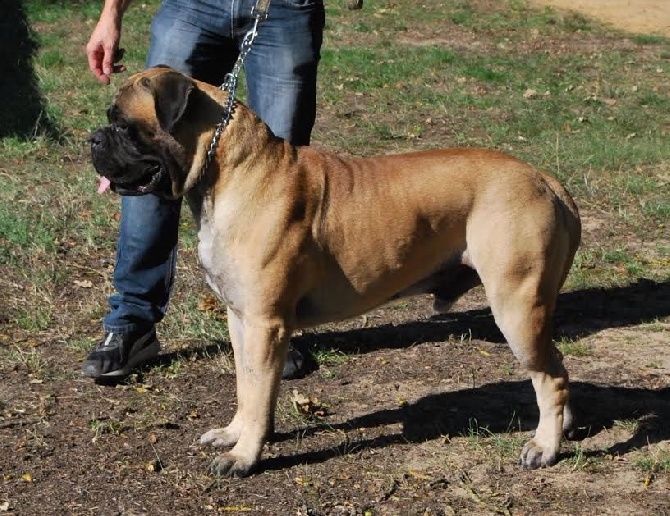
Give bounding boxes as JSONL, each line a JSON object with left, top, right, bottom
{"left": 202, "top": 1, "right": 269, "bottom": 176}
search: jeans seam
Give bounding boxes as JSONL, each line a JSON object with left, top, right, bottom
{"left": 230, "top": 0, "right": 237, "bottom": 39}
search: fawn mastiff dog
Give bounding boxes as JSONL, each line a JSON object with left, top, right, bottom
{"left": 90, "top": 66, "right": 581, "bottom": 477}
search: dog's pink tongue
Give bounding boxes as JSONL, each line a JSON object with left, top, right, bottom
{"left": 97, "top": 177, "right": 111, "bottom": 194}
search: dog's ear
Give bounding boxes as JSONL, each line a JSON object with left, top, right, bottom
{"left": 149, "top": 72, "right": 195, "bottom": 133}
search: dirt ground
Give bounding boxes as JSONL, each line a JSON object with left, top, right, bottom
{"left": 529, "top": 0, "right": 670, "bottom": 36}
{"left": 1, "top": 1, "right": 669, "bottom": 515}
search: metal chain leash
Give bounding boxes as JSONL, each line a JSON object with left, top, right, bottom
{"left": 202, "top": 0, "right": 270, "bottom": 175}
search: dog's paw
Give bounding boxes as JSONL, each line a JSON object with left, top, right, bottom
{"left": 199, "top": 428, "right": 239, "bottom": 448}
{"left": 210, "top": 452, "right": 257, "bottom": 478}
{"left": 520, "top": 438, "right": 558, "bottom": 469}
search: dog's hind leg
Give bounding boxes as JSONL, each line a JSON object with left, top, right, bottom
{"left": 477, "top": 246, "right": 571, "bottom": 468}
{"left": 490, "top": 281, "right": 569, "bottom": 467}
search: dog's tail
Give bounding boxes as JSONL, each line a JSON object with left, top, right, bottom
{"left": 541, "top": 172, "right": 582, "bottom": 290}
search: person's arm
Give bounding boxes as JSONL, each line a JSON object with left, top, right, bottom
{"left": 86, "top": 0, "right": 134, "bottom": 84}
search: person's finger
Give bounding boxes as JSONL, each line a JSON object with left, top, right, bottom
{"left": 87, "top": 47, "right": 110, "bottom": 84}
{"left": 102, "top": 46, "right": 115, "bottom": 77}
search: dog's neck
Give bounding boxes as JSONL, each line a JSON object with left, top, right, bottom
{"left": 183, "top": 86, "right": 292, "bottom": 229}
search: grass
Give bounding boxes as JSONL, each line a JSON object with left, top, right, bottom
{"left": 463, "top": 417, "right": 527, "bottom": 464}
{"left": 556, "top": 337, "right": 592, "bottom": 357}
{"left": 1, "top": 1, "right": 666, "bottom": 342}
{"left": 633, "top": 449, "right": 670, "bottom": 474}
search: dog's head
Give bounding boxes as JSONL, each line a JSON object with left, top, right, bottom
{"left": 90, "top": 66, "right": 214, "bottom": 198}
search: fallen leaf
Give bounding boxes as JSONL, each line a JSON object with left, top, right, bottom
{"left": 291, "top": 389, "right": 329, "bottom": 418}
{"left": 0, "top": 502, "right": 9, "bottom": 512}
{"left": 291, "top": 389, "right": 310, "bottom": 406}
{"left": 22, "top": 473, "right": 32, "bottom": 483}
{"left": 197, "top": 295, "right": 220, "bottom": 312}
{"left": 407, "top": 469, "right": 433, "bottom": 480}
{"left": 74, "top": 280, "right": 93, "bottom": 288}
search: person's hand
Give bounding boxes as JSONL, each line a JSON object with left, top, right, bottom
{"left": 86, "top": 15, "right": 126, "bottom": 85}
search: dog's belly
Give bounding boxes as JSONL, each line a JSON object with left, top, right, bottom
{"left": 293, "top": 253, "right": 472, "bottom": 328}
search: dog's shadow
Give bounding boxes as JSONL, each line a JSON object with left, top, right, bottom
{"left": 264, "top": 380, "right": 670, "bottom": 472}
{"left": 143, "top": 279, "right": 669, "bottom": 470}
{"left": 259, "top": 278, "right": 670, "bottom": 470}
{"left": 292, "top": 278, "right": 670, "bottom": 355}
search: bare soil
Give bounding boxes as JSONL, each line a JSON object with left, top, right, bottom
{"left": 1, "top": 278, "right": 669, "bottom": 515}
{"left": 1, "top": 1, "right": 669, "bottom": 515}
{"left": 529, "top": 0, "right": 670, "bottom": 36}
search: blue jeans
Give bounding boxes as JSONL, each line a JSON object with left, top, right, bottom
{"left": 104, "top": 0, "right": 324, "bottom": 333}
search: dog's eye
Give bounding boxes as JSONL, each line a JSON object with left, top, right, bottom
{"left": 113, "top": 123, "right": 128, "bottom": 133}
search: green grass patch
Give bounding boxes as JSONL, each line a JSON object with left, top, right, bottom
{"left": 556, "top": 338, "right": 592, "bottom": 357}
{"left": 462, "top": 417, "right": 527, "bottom": 463}
{"left": 631, "top": 34, "right": 667, "bottom": 45}
{"left": 0, "top": 206, "right": 55, "bottom": 264}
{"left": 633, "top": 449, "right": 670, "bottom": 474}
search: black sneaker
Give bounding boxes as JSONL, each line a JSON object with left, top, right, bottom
{"left": 282, "top": 343, "right": 312, "bottom": 380}
{"left": 82, "top": 329, "right": 160, "bottom": 379}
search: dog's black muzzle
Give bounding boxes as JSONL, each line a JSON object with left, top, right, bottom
{"left": 90, "top": 127, "right": 169, "bottom": 196}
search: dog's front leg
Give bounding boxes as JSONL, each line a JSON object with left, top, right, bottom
{"left": 200, "top": 307, "right": 247, "bottom": 448}
{"left": 202, "top": 311, "right": 289, "bottom": 477}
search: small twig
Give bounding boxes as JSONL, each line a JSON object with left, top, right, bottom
{"left": 0, "top": 418, "right": 41, "bottom": 429}
{"left": 67, "top": 261, "right": 113, "bottom": 280}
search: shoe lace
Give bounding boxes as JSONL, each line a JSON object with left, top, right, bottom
{"left": 99, "top": 333, "right": 119, "bottom": 349}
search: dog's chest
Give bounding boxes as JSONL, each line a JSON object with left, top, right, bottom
{"left": 197, "top": 220, "right": 244, "bottom": 309}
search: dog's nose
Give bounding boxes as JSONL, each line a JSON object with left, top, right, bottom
{"left": 90, "top": 130, "right": 104, "bottom": 149}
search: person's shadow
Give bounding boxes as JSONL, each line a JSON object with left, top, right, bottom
{"left": 1, "top": 0, "right": 58, "bottom": 138}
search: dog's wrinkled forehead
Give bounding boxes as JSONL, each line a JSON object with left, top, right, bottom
{"left": 110, "top": 72, "right": 162, "bottom": 130}
{"left": 110, "top": 66, "right": 194, "bottom": 136}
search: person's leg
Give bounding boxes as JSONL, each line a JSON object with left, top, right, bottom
{"left": 84, "top": 0, "right": 238, "bottom": 379}
{"left": 242, "top": 0, "right": 325, "bottom": 145}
